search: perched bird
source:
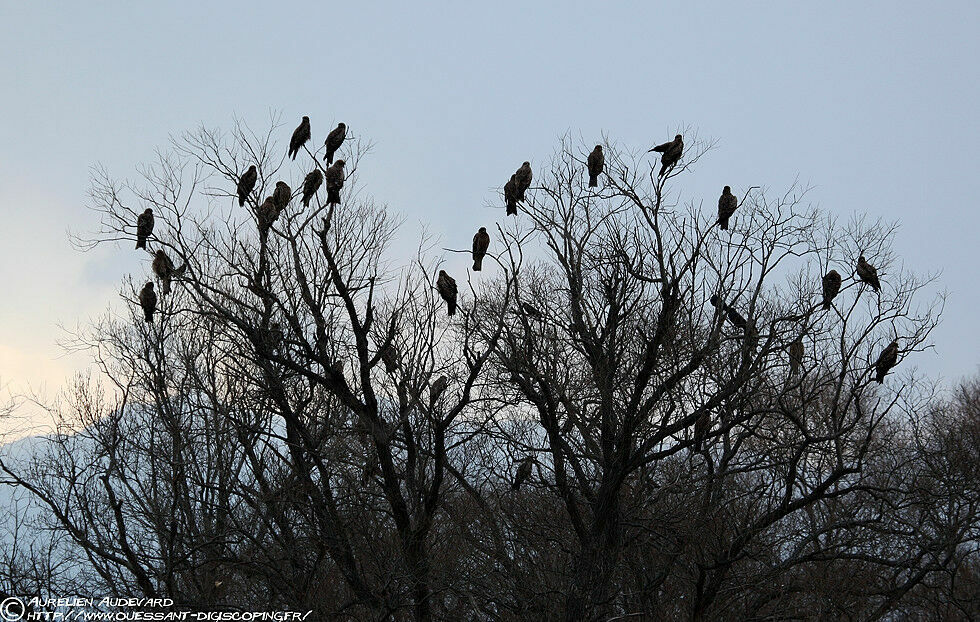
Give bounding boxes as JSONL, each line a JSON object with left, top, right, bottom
{"left": 514, "top": 162, "right": 533, "bottom": 202}
{"left": 717, "top": 186, "right": 738, "bottom": 230}
{"left": 237, "top": 165, "right": 257, "bottom": 207}
{"left": 324, "top": 160, "right": 345, "bottom": 205}
{"left": 287, "top": 116, "right": 311, "bottom": 160}
{"left": 272, "top": 181, "right": 291, "bottom": 212}
{"left": 323, "top": 123, "right": 347, "bottom": 164}
{"left": 822, "top": 270, "right": 842, "bottom": 310}
{"left": 520, "top": 302, "right": 543, "bottom": 319}
{"left": 504, "top": 175, "right": 518, "bottom": 215}
{"left": 587, "top": 145, "right": 604, "bottom": 188}
{"left": 380, "top": 342, "right": 399, "bottom": 373}
{"left": 789, "top": 338, "right": 804, "bottom": 377}
{"left": 138, "top": 282, "right": 157, "bottom": 323}
{"left": 135, "top": 208, "right": 154, "bottom": 249}
{"left": 472, "top": 227, "right": 490, "bottom": 271}
{"left": 301, "top": 170, "right": 323, "bottom": 207}
{"left": 726, "top": 306, "right": 748, "bottom": 331}
{"left": 152, "top": 249, "right": 183, "bottom": 296}
{"left": 874, "top": 340, "right": 899, "bottom": 383}
{"left": 659, "top": 281, "right": 680, "bottom": 328}
{"left": 693, "top": 412, "right": 710, "bottom": 451}
{"left": 856, "top": 255, "right": 881, "bottom": 293}
{"left": 430, "top": 375, "right": 448, "bottom": 407}
{"left": 710, "top": 295, "right": 748, "bottom": 331}
{"left": 257, "top": 197, "right": 280, "bottom": 240}
{"left": 512, "top": 457, "right": 534, "bottom": 491}
{"left": 436, "top": 270, "right": 458, "bottom": 316}
{"left": 649, "top": 134, "right": 683, "bottom": 175}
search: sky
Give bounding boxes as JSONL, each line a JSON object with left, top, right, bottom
{"left": 0, "top": 2, "right": 977, "bottom": 434}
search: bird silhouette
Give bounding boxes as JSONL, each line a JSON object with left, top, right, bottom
{"left": 301, "top": 170, "right": 323, "bottom": 207}
{"left": 472, "top": 227, "right": 490, "bottom": 271}
{"left": 649, "top": 134, "right": 683, "bottom": 175}
{"left": 710, "top": 295, "right": 748, "bottom": 331}
{"left": 323, "top": 123, "right": 347, "bottom": 164}
{"left": 288, "top": 116, "right": 311, "bottom": 160}
{"left": 822, "top": 270, "right": 842, "bottom": 310}
{"left": 152, "top": 249, "right": 183, "bottom": 296}
{"left": 694, "top": 412, "right": 710, "bottom": 451}
{"left": 257, "top": 197, "right": 279, "bottom": 241}
{"left": 437, "top": 270, "right": 458, "bottom": 316}
{"left": 789, "top": 338, "right": 804, "bottom": 377}
{"left": 325, "top": 160, "right": 345, "bottom": 205}
{"left": 856, "top": 255, "right": 881, "bottom": 293}
{"left": 512, "top": 457, "right": 534, "bottom": 491}
{"left": 139, "top": 282, "right": 157, "bottom": 323}
{"left": 272, "top": 181, "right": 291, "bottom": 212}
{"left": 514, "top": 162, "right": 533, "bottom": 202}
{"left": 237, "top": 165, "right": 257, "bottom": 207}
{"left": 504, "top": 175, "right": 518, "bottom": 215}
{"left": 135, "top": 208, "right": 154, "bottom": 249}
{"left": 717, "top": 186, "right": 738, "bottom": 230}
{"left": 381, "top": 342, "right": 399, "bottom": 373}
{"left": 430, "top": 375, "right": 448, "bottom": 407}
{"left": 874, "top": 340, "right": 899, "bottom": 383}
{"left": 587, "top": 145, "right": 604, "bottom": 188}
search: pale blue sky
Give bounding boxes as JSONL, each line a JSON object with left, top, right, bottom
{"left": 0, "top": 2, "right": 977, "bottom": 419}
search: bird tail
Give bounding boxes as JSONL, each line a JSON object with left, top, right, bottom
{"left": 324, "top": 151, "right": 334, "bottom": 164}
{"left": 327, "top": 189, "right": 341, "bottom": 205}
{"left": 510, "top": 480, "right": 520, "bottom": 492}
{"left": 506, "top": 201, "right": 517, "bottom": 216}
{"left": 239, "top": 196, "right": 246, "bottom": 207}
{"left": 822, "top": 299, "right": 832, "bottom": 311}
{"left": 144, "top": 311, "right": 153, "bottom": 323}
{"left": 473, "top": 258, "right": 482, "bottom": 271}
{"left": 719, "top": 217, "right": 729, "bottom": 231}
{"left": 589, "top": 174, "right": 597, "bottom": 187}
{"left": 303, "top": 196, "right": 311, "bottom": 207}
{"left": 136, "top": 237, "right": 146, "bottom": 249}
{"left": 448, "top": 302, "right": 457, "bottom": 316}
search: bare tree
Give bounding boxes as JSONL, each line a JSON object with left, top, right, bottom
{"left": 1, "top": 122, "right": 976, "bottom": 622}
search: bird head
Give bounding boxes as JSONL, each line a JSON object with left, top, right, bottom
{"left": 709, "top": 294, "right": 721, "bottom": 308}
{"left": 858, "top": 255, "right": 866, "bottom": 263}
{"left": 723, "top": 185, "right": 731, "bottom": 193}
{"left": 155, "top": 250, "right": 165, "bottom": 260}
{"left": 145, "top": 282, "right": 154, "bottom": 290}
{"left": 675, "top": 134, "right": 683, "bottom": 140}
{"left": 302, "top": 116, "right": 309, "bottom": 122}
{"left": 439, "top": 270, "right": 447, "bottom": 277}
{"left": 335, "top": 160, "right": 346, "bottom": 168}
{"left": 338, "top": 122, "right": 346, "bottom": 129}
{"left": 479, "top": 227, "right": 487, "bottom": 233}
{"left": 595, "top": 145, "right": 602, "bottom": 151}
{"left": 143, "top": 208, "right": 153, "bottom": 215}
{"left": 248, "top": 165, "right": 256, "bottom": 172}
{"left": 522, "top": 161, "right": 530, "bottom": 167}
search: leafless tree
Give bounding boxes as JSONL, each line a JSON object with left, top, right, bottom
{"left": 1, "top": 122, "right": 976, "bottom": 622}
